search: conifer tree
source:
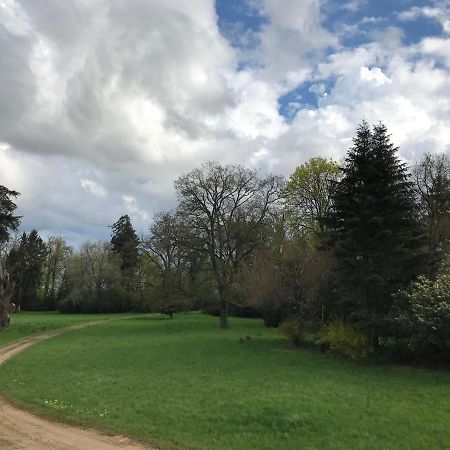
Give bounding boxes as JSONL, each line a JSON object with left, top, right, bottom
{"left": 326, "top": 121, "right": 427, "bottom": 343}
{"left": 7, "top": 230, "right": 47, "bottom": 310}
{"left": 110, "top": 214, "right": 140, "bottom": 289}
{"left": 0, "top": 185, "right": 20, "bottom": 244}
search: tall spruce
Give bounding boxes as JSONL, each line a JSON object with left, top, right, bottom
{"left": 110, "top": 214, "right": 139, "bottom": 288}
{"left": 0, "top": 185, "right": 20, "bottom": 244}
{"left": 326, "top": 121, "right": 426, "bottom": 342}
{"left": 7, "top": 230, "right": 47, "bottom": 310}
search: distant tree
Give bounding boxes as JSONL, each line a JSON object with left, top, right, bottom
{"left": 142, "top": 211, "right": 193, "bottom": 314}
{"left": 8, "top": 230, "right": 47, "bottom": 310}
{"left": 0, "top": 185, "right": 21, "bottom": 244}
{"left": 41, "top": 237, "right": 73, "bottom": 307}
{"left": 59, "top": 241, "right": 129, "bottom": 313}
{"left": 238, "top": 236, "right": 335, "bottom": 327}
{"left": 110, "top": 214, "right": 140, "bottom": 289}
{"left": 175, "top": 162, "right": 282, "bottom": 328}
{"left": 283, "top": 157, "right": 340, "bottom": 238}
{"left": 413, "top": 153, "right": 450, "bottom": 272}
{"left": 326, "top": 121, "right": 427, "bottom": 345}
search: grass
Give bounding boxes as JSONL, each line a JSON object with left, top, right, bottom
{"left": 1, "top": 313, "right": 450, "bottom": 449}
{"left": 0, "top": 311, "right": 133, "bottom": 347}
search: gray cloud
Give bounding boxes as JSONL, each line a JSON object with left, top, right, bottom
{"left": 0, "top": 0, "right": 449, "bottom": 246}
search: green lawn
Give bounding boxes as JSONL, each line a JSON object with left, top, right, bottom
{"left": 1, "top": 313, "right": 450, "bottom": 449}
{"left": 0, "top": 311, "right": 132, "bottom": 347}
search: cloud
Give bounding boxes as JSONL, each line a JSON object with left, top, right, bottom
{"left": 398, "top": 2, "right": 450, "bottom": 34}
{"left": 0, "top": 0, "right": 449, "bottom": 246}
{"left": 80, "top": 179, "right": 107, "bottom": 198}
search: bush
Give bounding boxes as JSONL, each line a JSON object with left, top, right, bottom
{"left": 280, "top": 319, "right": 305, "bottom": 346}
{"left": 317, "top": 321, "right": 370, "bottom": 361}
{"left": 389, "top": 268, "right": 450, "bottom": 361}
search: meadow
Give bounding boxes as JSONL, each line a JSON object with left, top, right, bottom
{"left": 0, "top": 312, "right": 128, "bottom": 347}
{"left": 1, "top": 313, "right": 450, "bottom": 449}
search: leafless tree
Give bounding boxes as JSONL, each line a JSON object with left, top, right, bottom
{"left": 175, "top": 162, "right": 282, "bottom": 328}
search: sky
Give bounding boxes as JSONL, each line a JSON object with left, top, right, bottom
{"left": 0, "top": 0, "right": 449, "bottom": 246}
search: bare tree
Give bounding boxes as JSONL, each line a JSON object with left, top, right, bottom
{"left": 414, "top": 153, "right": 450, "bottom": 270}
{"left": 175, "top": 162, "right": 282, "bottom": 328}
{"left": 142, "top": 211, "right": 193, "bottom": 312}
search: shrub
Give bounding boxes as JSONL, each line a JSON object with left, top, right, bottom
{"left": 280, "top": 319, "right": 305, "bottom": 347}
{"left": 389, "top": 267, "right": 450, "bottom": 361}
{"left": 317, "top": 321, "right": 370, "bottom": 360}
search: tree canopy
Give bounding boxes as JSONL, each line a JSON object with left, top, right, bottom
{"left": 325, "top": 121, "right": 427, "bottom": 343}
{"left": 175, "top": 162, "right": 282, "bottom": 328}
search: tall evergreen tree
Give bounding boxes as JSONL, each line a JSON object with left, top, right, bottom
{"left": 0, "top": 185, "right": 20, "bottom": 327}
{"left": 0, "top": 185, "right": 20, "bottom": 244}
{"left": 7, "top": 230, "right": 47, "bottom": 310}
{"left": 326, "top": 121, "right": 427, "bottom": 343}
{"left": 110, "top": 214, "right": 140, "bottom": 288}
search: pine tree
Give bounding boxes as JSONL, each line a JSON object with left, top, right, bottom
{"left": 110, "top": 215, "right": 139, "bottom": 289}
{"left": 326, "top": 121, "right": 427, "bottom": 342}
{"left": 7, "top": 230, "right": 47, "bottom": 310}
{"left": 0, "top": 185, "right": 20, "bottom": 244}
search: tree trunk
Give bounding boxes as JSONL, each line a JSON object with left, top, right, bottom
{"left": 219, "top": 300, "right": 229, "bottom": 329}
{"left": 0, "top": 260, "right": 12, "bottom": 327}
{"left": 0, "top": 309, "right": 10, "bottom": 328}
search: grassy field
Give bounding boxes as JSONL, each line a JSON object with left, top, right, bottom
{"left": 0, "top": 311, "right": 133, "bottom": 347}
{"left": 1, "top": 313, "right": 450, "bottom": 449}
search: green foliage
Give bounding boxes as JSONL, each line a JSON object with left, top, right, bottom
{"left": 110, "top": 214, "right": 140, "bottom": 287}
{"left": 317, "top": 321, "right": 370, "bottom": 361}
{"left": 0, "top": 185, "right": 20, "bottom": 244}
{"left": 284, "top": 157, "right": 340, "bottom": 238}
{"left": 279, "top": 318, "right": 305, "bottom": 346}
{"left": 390, "top": 255, "right": 450, "bottom": 360}
{"left": 325, "top": 121, "right": 427, "bottom": 335}
{"left": 58, "top": 242, "right": 141, "bottom": 313}
{"left": 7, "top": 230, "right": 47, "bottom": 310}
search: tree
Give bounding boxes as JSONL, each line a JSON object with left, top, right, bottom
{"left": 110, "top": 215, "right": 140, "bottom": 289}
{"left": 413, "top": 153, "right": 450, "bottom": 273}
{"left": 391, "top": 251, "right": 450, "bottom": 361}
{"left": 59, "top": 241, "right": 129, "bottom": 313}
{"left": 283, "top": 157, "right": 340, "bottom": 238}
{"left": 238, "top": 236, "right": 335, "bottom": 327}
{"left": 41, "top": 237, "right": 73, "bottom": 307}
{"left": 175, "top": 162, "right": 282, "bottom": 328}
{"left": 0, "top": 185, "right": 20, "bottom": 327}
{"left": 8, "top": 230, "right": 47, "bottom": 310}
{"left": 326, "top": 121, "right": 426, "bottom": 345}
{"left": 142, "top": 212, "right": 193, "bottom": 314}
{"left": 0, "top": 255, "right": 14, "bottom": 327}
{"left": 0, "top": 185, "right": 21, "bottom": 244}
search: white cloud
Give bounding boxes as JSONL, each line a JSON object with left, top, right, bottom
{"left": 80, "top": 179, "right": 107, "bottom": 198}
{"left": 0, "top": 0, "right": 449, "bottom": 245}
{"left": 420, "top": 37, "right": 450, "bottom": 67}
{"left": 122, "top": 195, "right": 151, "bottom": 225}
{"left": 398, "top": 2, "right": 450, "bottom": 34}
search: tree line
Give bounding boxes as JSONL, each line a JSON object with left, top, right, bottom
{"left": 1, "top": 121, "right": 450, "bottom": 362}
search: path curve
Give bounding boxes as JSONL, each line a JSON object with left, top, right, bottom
{"left": 0, "top": 320, "right": 154, "bottom": 449}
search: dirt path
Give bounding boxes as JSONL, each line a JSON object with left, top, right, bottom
{"left": 0, "top": 321, "right": 153, "bottom": 449}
